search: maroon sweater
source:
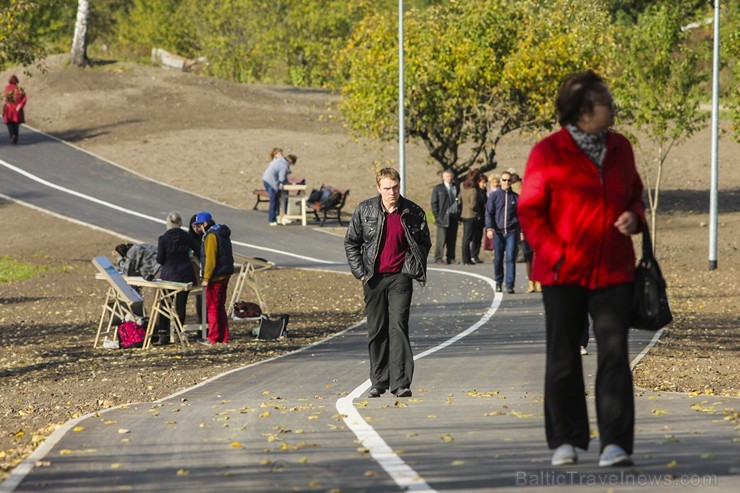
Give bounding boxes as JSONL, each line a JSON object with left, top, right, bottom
{"left": 376, "top": 209, "right": 408, "bottom": 274}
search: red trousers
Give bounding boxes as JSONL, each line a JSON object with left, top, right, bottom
{"left": 205, "top": 277, "right": 230, "bottom": 343}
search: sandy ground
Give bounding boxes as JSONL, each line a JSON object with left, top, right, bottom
{"left": 0, "top": 55, "right": 738, "bottom": 479}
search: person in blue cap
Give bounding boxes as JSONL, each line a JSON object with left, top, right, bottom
{"left": 191, "top": 211, "right": 234, "bottom": 345}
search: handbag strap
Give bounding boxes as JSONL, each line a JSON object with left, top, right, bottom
{"left": 641, "top": 225, "right": 655, "bottom": 261}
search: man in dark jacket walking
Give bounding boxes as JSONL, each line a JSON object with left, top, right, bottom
{"left": 485, "top": 170, "right": 520, "bottom": 293}
{"left": 344, "top": 168, "right": 432, "bottom": 399}
{"left": 430, "top": 169, "right": 461, "bottom": 264}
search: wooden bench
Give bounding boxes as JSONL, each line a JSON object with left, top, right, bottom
{"left": 252, "top": 175, "right": 305, "bottom": 210}
{"left": 308, "top": 185, "right": 350, "bottom": 226}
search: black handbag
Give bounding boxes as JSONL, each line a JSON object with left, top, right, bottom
{"left": 631, "top": 227, "right": 673, "bottom": 331}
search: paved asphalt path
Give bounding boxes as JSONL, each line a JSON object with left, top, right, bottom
{"left": 1, "top": 128, "right": 737, "bottom": 492}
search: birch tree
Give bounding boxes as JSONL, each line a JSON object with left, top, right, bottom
{"left": 70, "top": 0, "right": 90, "bottom": 66}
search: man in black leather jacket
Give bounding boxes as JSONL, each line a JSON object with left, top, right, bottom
{"left": 344, "top": 168, "right": 431, "bottom": 398}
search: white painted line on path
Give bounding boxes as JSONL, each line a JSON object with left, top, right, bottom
{"left": 630, "top": 327, "right": 665, "bottom": 371}
{"left": 0, "top": 158, "right": 333, "bottom": 264}
{"left": 336, "top": 269, "right": 502, "bottom": 493}
{"left": 0, "top": 321, "right": 368, "bottom": 493}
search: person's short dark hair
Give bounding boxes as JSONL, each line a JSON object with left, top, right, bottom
{"left": 188, "top": 214, "right": 203, "bottom": 240}
{"left": 8, "top": 75, "right": 18, "bottom": 85}
{"left": 286, "top": 154, "right": 297, "bottom": 165}
{"left": 376, "top": 167, "right": 401, "bottom": 186}
{"left": 115, "top": 243, "right": 133, "bottom": 258}
{"left": 556, "top": 70, "right": 610, "bottom": 126}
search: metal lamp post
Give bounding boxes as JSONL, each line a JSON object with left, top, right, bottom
{"left": 398, "top": 0, "right": 406, "bottom": 196}
{"left": 708, "top": 0, "right": 720, "bottom": 270}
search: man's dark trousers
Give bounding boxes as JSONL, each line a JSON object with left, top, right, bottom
{"left": 363, "top": 273, "right": 414, "bottom": 393}
{"left": 434, "top": 216, "right": 459, "bottom": 263}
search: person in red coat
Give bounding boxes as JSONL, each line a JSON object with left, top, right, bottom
{"left": 3, "top": 75, "right": 26, "bottom": 145}
{"left": 518, "top": 70, "right": 645, "bottom": 468}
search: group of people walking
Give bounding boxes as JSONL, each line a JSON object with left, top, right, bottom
{"left": 111, "top": 211, "right": 234, "bottom": 347}
{"left": 346, "top": 70, "right": 645, "bottom": 468}
{"left": 431, "top": 164, "right": 537, "bottom": 295}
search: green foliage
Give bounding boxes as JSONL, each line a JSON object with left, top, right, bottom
{"left": 607, "top": 0, "right": 710, "bottom": 26}
{"left": 14, "top": 0, "right": 75, "bottom": 54}
{"left": 609, "top": 4, "right": 710, "bottom": 246}
{"left": 285, "top": 1, "right": 369, "bottom": 87}
{"left": 719, "top": 1, "right": 739, "bottom": 141}
{"left": 338, "top": 0, "right": 614, "bottom": 176}
{"left": 0, "top": 0, "right": 46, "bottom": 70}
{"left": 0, "top": 255, "right": 46, "bottom": 283}
{"left": 115, "top": 0, "right": 199, "bottom": 60}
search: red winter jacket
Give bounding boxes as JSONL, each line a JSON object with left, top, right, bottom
{"left": 518, "top": 128, "right": 645, "bottom": 290}
{"left": 3, "top": 83, "right": 26, "bottom": 124}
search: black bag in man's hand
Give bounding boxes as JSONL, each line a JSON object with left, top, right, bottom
{"left": 631, "top": 228, "right": 673, "bottom": 331}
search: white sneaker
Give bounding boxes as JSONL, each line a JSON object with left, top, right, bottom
{"left": 599, "top": 444, "right": 633, "bottom": 467}
{"left": 551, "top": 444, "right": 577, "bottom": 466}
{"left": 580, "top": 346, "right": 588, "bottom": 355}
{"left": 281, "top": 218, "right": 293, "bottom": 225}
{"left": 268, "top": 222, "right": 278, "bottom": 226}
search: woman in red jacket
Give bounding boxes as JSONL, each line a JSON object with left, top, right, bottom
{"left": 3, "top": 75, "right": 26, "bottom": 145}
{"left": 518, "top": 71, "right": 645, "bottom": 468}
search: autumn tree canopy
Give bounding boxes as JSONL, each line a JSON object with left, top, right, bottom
{"left": 337, "top": 0, "right": 614, "bottom": 177}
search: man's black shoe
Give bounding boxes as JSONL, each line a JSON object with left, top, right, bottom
{"left": 394, "top": 388, "right": 412, "bottom": 398}
{"left": 495, "top": 283, "right": 502, "bottom": 292}
{"left": 368, "top": 388, "right": 386, "bottom": 398}
{"left": 507, "top": 286, "right": 515, "bottom": 294}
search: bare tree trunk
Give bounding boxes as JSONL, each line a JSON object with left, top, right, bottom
{"left": 651, "top": 146, "right": 667, "bottom": 255}
{"left": 70, "top": 0, "right": 90, "bottom": 67}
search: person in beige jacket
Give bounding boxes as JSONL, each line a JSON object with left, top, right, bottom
{"left": 459, "top": 169, "right": 484, "bottom": 265}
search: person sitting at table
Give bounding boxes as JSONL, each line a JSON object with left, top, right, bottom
{"left": 155, "top": 212, "right": 200, "bottom": 345}
{"left": 112, "top": 243, "right": 160, "bottom": 280}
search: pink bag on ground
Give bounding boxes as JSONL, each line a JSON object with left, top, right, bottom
{"left": 118, "top": 321, "right": 145, "bottom": 348}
